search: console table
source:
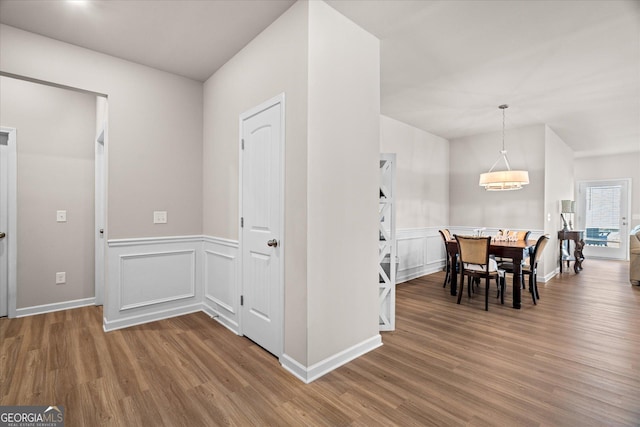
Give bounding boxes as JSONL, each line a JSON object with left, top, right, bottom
{"left": 558, "top": 230, "right": 585, "bottom": 274}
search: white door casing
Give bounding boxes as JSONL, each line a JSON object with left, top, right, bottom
{"left": 240, "top": 94, "right": 285, "bottom": 357}
{"left": 0, "top": 127, "right": 17, "bottom": 317}
{"left": 95, "top": 124, "right": 106, "bottom": 305}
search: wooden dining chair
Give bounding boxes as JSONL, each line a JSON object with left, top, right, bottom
{"left": 495, "top": 230, "right": 531, "bottom": 263}
{"left": 501, "top": 230, "right": 531, "bottom": 241}
{"left": 439, "top": 229, "right": 455, "bottom": 288}
{"left": 454, "top": 235, "right": 504, "bottom": 311}
{"left": 500, "top": 235, "right": 550, "bottom": 305}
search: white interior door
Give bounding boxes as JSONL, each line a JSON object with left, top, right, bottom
{"left": 0, "top": 128, "right": 17, "bottom": 318}
{"left": 240, "top": 94, "right": 284, "bottom": 357}
{"left": 95, "top": 126, "right": 106, "bottom": 305}
{"left": 577, "top": 179, "right": 631, "bottom": 260}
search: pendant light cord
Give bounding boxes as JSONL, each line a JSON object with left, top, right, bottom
{"left": 502, "top": 106, "right": 506, "bottom": 152}
{"left": 488, "top": 104, "right": 511, "bottom": 172}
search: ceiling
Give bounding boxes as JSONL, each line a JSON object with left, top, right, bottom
{"left": 0, "top": 0, "right": 296, "bottom": 81}
{"left": 1, "top": 0, "right": 638, "bottom": 157}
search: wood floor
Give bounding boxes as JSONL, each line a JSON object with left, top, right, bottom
{"left": 1, "top": 259, "right": 639, "bottom": 426}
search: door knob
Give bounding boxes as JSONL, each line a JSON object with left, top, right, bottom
{"left": 267, "top": 239, "right": 278, "bottom": 247}
{"left": 0, "top": 232, "right": 5, "bottom": 239}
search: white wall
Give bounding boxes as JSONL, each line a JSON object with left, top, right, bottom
{"left": 449, "top": 124, "right": 545, "bottom": 230}
{"left": 307, "top": 0, "right": 380, "bottom": 366}
{"left": 379, "top": 115, "right": 450, "bottom": 282}
{"left": 0, "top": 77, "right": 95, "bottom": 309}
{"left": 0, "top": 24, "right": 204, "bottom": 240}
{"left": 575, "top": 152, "right": 640, "bottom": 230}
{"left": 0, "top": 24, "right": 204, "bottom": 323}
{"left": 380, "top": 115, "right": 449, "bottom": 228}
{"left": 543, "top": 125, "right": 574, "bottom": 278}
{"left": 202, "top": 0, "right": 309, "bottom": 365}
{"left": 1, "top": 4, "right": 381, "bottom": 381}
{"left": 203, "top": 0, "right": 382, "bottom": 378}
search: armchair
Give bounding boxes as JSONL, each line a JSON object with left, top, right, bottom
{"left": 630, "top": 225, "right": 640, "bottom": 285}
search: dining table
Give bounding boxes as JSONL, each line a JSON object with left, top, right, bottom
{"left": 446, "top": 238, "right": 534, "bottom": 309}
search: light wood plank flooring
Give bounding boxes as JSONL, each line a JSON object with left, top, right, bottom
{"left": 1, "top": 259, "right": 639, "bottom": 426}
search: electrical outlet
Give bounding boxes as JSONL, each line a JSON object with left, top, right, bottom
{"left": 153, "top": 211, "right": 167, "bottom": 224}
{"left": 55, "top": 272, "right": 66, "bottom": 284}
{"left": 56, "top": 210, "right": 67, "bottom": 222}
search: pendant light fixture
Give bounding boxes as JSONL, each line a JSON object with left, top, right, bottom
{"left": 479, "top": 104, "right": 529, "bottom": 191}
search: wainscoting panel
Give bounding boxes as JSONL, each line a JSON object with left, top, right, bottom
{"left": 398, "top": 237, "right": 425, "bottom": 271}
{"left": 120, "top": 250, "right": 196, "bottom": 310}
{"left": 104, "top": 236, "right": 204, "bottom": 332}
{"left": 426, "top": 234, "right": 444, "bottom": 265}
{"left": 202, "top": 236, "right": 240, "bottom": 334}
{"left": 396, "top": 228, "right": 446, "bottom": 283}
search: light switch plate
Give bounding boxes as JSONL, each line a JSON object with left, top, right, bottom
{"left": 56, "top": 210, "right": 67, "bottom": 222}
{"left": 153, "top": 211, "right": 167, "bottom": 224}
{"left": 56, "top": 272, "right": 66, "bottom": 284}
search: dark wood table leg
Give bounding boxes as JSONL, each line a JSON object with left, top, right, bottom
{"left": 512, "top": 257, "right": 522, "bottom": 309}
{"left": 449, "top": 251, "right": 457, "bottom": 296}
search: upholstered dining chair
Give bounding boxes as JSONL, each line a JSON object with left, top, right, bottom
{"left": 495, "top": 230, "right": 531, "bottom": 263}
{"left": 500, "top": 230, "right": 531, "bottom": 242}
{"left": 439, "top": 229, "right": 455, "bottom": 288}
{"left": 454, "top": 235, "right": 504, "bottom": 311}
{"left": 500, "top": 235, "right": 550, "bottom": 305}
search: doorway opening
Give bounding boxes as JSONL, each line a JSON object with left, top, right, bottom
{"left": 0, "top": 75, "right": 107, "bottom": 316}
{"left": 576, "top": 179, "right": 631, "bottom": 260}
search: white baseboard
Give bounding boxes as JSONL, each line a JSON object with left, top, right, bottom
{"left": 103, "top": 302, "right": 202, "bottom": 332}
{"left": 540, "top": 269, "right": 558, "bottom": 283}
{"left": 201, "top": 302, "right": 240, "bottom": 335}
{"left": 281, "top": 334, "right": 383, "bottom": 383}
{"left": 397, "top": 264, "right": 444, "bottom": 284}
{"left": 15, "top": 297, "right": 96, "bottom": 318}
